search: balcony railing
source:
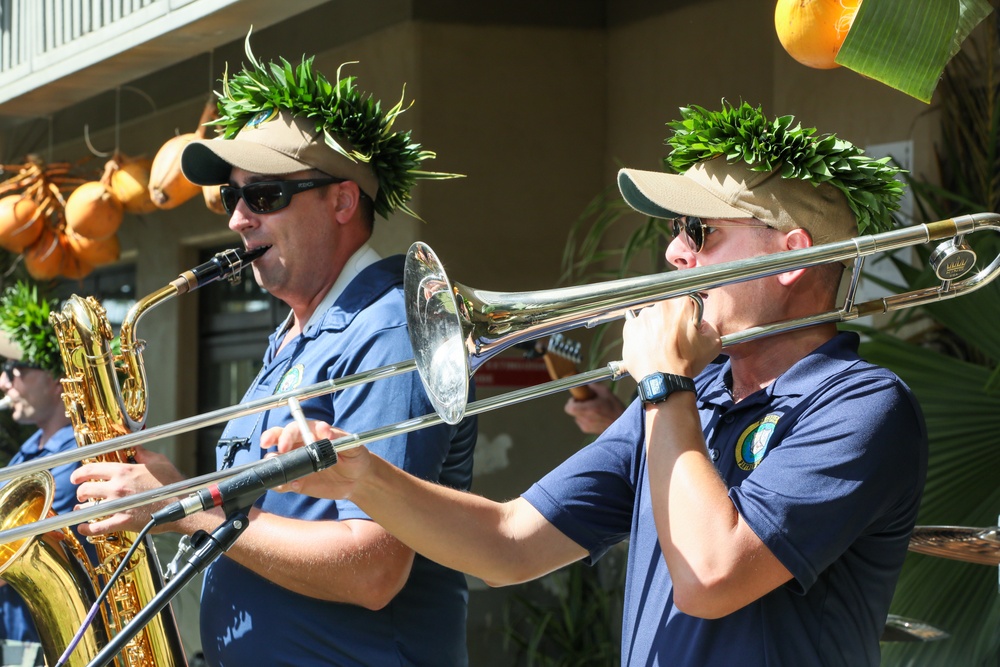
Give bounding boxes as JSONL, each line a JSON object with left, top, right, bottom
{"left": 0, "top": 0, "right": 327, "bottom": 118}
{"left": 0, "top": 0, "right": 178, "bottom": 77}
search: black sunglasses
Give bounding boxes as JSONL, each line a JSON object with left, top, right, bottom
{"left": 1, "top": 359, "right": 41, "bottom": 378}
{"left": 220, "top": 177, "right": 343, "bottom": 215}
{"left": 670, "top": 216, "right": 771, "bottom": 253}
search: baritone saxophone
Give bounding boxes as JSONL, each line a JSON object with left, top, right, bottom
{"left": 18, "top": 246, "right": 265, "bottom": 667}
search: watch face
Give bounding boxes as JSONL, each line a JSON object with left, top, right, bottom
{"left": 647, "top": 375, "right": 666, "bottom": 396}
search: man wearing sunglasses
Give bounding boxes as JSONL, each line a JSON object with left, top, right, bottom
{"left": 263, "top": 103, "right": 927, "bottom": 667}
{"left": 0, "top": 286, "right": 83, "bottom": 667}
{"left": 70, "top": 46, "right": 477, "bottom": 667}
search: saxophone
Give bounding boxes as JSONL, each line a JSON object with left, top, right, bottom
{"left": 0, "top": 247, "right": 263, "bottom": 667}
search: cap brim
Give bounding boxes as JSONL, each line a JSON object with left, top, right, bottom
{"left": 0, "top": 331, "right": 23, "bottom": 361}
{"left": 618, "top": 168, "right": 753, "bottom": 220}
{"left": 181, "top": 140, "right": 313, "bottom": 186}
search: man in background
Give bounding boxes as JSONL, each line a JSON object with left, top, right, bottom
{"left": 0, "top": 283, "right": 79, "bottom": 667}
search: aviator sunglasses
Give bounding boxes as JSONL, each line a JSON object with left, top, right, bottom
{"left": 670, "top": 216, "right": 771, "bottom": 253}
{"left": 220, "top": 177, "right": 344, "bottom": 215}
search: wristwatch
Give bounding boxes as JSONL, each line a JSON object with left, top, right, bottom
{"left": 636, "top": 372, "right": 695, "bottom": 405}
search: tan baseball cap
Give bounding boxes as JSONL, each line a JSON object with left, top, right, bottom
{"left": 618, "top": 157, "right": 857, "bottom": 246}
{"left": 181, "top": 109, "right": 380, "bottom": 199}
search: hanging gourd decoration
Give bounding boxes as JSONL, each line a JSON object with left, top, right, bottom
{"left": 58, "top": 232, "right": 94, "bottom": 280}
{"left": 0, "top": 194, "right": 43, "bottom": 253}
{"left": 64, "top": 230, "right": 120, "bottom": 268}
{"left": 106, "top": 154, "right": 157, "bottom": 214}
{"left": 202, "top": 184, "right": 227, "bottom": 215}
{"left": 148, "top": 133, "right": 202, "bottom": 210}
{"left": 148, "top": 100, "right": 218, "bottom": 210}
{"left": 64, "top": 181, "right": 124, "bottom": 241}
{"left": 774, "top": 0, "right": 862, "bottom": 70}
{"left": 22, "top": 227, "right": 64, "bottom": 280}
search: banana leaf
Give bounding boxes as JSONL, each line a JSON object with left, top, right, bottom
{"left": 836, "top": 0, "right": 993, "bottom": 103}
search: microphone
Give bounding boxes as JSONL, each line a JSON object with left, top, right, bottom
{"left": 151, "top": 438, "right": 337, "bottom": 525}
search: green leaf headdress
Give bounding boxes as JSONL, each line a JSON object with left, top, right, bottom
{"left": 212, "top": 32, "right": 461, "bottom": 220}
{"left": 0, "top": 282, "right": 62, "bottom": 375}
{"left": 663, "top": 101, "right": 905, "bottom": 235}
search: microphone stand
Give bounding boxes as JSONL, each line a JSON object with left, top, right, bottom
{"left": 85, "top": 510, "right": 251, "bottom": 667}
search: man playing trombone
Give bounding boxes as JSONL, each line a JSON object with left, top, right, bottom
{"left": 266, "top": 102, "right": 929, "bottom": 666}
{"left": 70, "top": 44, "right": 477, "bottom": 666}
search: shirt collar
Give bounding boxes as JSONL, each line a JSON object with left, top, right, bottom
{"left": 295, "top": 243, "right": 381, "bottom": 337}
{"left": 698, "top": 332, "right": 862, "bottom": 405}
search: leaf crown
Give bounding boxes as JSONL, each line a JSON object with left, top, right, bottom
{"left": 0, "top": 282, "right": 61, "bottom": 375}
{"left": 212, "top": 33, "right": 461, "bottom": 220}
{"left": 662, "top": 101, "right": 905, "bottom": 235}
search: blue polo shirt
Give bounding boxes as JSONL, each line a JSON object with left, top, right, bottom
{"left": 523, "top": 332, "right": 927, "bottom": 667}
{"left": 0, "top": 424, "right": 80, "bottom": 642}
{"left": 200, "top": 255, "right": 477, "bottom": 667}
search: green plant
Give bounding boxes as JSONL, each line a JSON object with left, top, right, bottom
{"left": 0, "top": 281, "right": 61, "bottom": 374}
{"left": 853, "top": 7, "right": 1000, "bottom": 665}
{"left": 502, "top": 546, "right": 626, "bottom": 666}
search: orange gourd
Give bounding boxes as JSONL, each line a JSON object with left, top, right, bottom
{"left": 775, "top": 0, "right": 862, "bottom": 70}
{"left": 148, "top": 133, "right": 202, "bottom": 210}
{"left": 22, "top": 228, "right": 64, "bottom": 280}
{"left": 107, "top": 155, "right": 157, "bottom": 214}
{"left": 64, "top": 230, "right": 120, "bottom": 268}
{"left": 149, "top": 100, "right": 218, "bottom": 210}
{"left": 0, "top": 194, "right": 43, "bottom": 253}
{"left": 203, "top": 185, "right": 227, "bottom": 215}
{"left": 59, "top": 232, "right": 94, "bottom": 280}
{"left": 65, "top": 182, "right": 124, "bottom": 240}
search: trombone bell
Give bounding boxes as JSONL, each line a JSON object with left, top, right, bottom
{"left": 405, "top": 243, "right": 471, "bottom": 426}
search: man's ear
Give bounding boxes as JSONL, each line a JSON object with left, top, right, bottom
{"left": 776, "top": 228, "right": 813, "bottom": 286}
{"left": 330, "top": 180, "right": 362, "bottom": 223}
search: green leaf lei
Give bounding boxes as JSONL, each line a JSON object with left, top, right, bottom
{"left": 212, "top": 33, "right": 461, "bottom": 220}
{"left": 662, "top": 101, "right": 905, "bottom": 235}
{"left": 0, "top": 282, "right": 61, "bottom": 375}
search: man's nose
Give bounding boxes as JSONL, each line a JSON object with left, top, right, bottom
{"left": 665, "top": 236, "right": 696, "bottom": 269}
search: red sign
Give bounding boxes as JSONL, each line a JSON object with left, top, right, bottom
{"left": 474, "top": 356, "right": 551, "bottom": 389}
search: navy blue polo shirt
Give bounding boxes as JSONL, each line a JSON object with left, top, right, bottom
{"left": 200, "top": 256, "right": 477, "bottom": 667}
{"left": 524, "top": 332, "right": 927, "bottom": 667}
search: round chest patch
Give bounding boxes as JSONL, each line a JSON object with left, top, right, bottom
{"left": 277, "top": 364, "right": 305, "bottom": 394}
{"left": 735, "top": 413, "right": 780, "bottom": 471}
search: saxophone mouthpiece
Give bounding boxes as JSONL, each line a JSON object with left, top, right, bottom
{"left": 174, "top": 245, "right": 270, "bottom": 293}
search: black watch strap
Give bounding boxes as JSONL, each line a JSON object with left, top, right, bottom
{"left": 637, "top": 372, "right": 696, "bottom": 405}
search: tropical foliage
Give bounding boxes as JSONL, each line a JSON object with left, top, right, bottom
{"left": 859, "top": 7, "right": 1000, "bottom": 665}
{"left": 502, "top": 546, "right": 626, "bottom": 666}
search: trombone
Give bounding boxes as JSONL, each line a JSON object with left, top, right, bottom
{"left": 0, "top": 212, "right": 999, "bottom": 544}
